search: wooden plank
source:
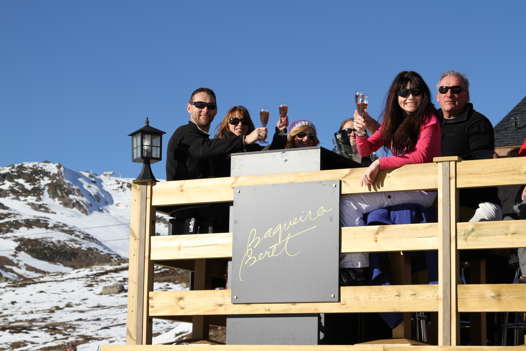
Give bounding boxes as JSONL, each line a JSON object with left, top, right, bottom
{"left": 150, "top": 226, "right": 438, "bottom": 264}
{"left": 150, "top": 224, "right": 439, "bottom": 263}
{"left": 100, "top": 344, "right": 526, "bottom": 350}
{"left": 341, "top": 162, "right": 438, "bottom": 194}
{"left": 342, "top": 223, "right": 438, "bottom": 252}
{"left": 458, "top": 284, "right": 526, "bottom": 312}
{"left": 457, "top": 157, "right": 526, "bottom": 188}
{"left": 152, "top": 163, "right": 438, "bottom": 207}
{"left": 151, "top": 157, "right": 526, "bottom": 208}
{"left": 155, "top": 315, "right": 226, "bottom": 326}
{"left": 437, "top": 160, "right": 452, "bottom": 346}
{"left": 151, "top": 234, "right": 232, "bottom": 260}
{"left": 155, "top": 224, "right": 526, "bottom": 268}
{"left": 149, "top": 285, "right": 438, "bottom": 317}
{"left": 191, "top": 259, "right": 209, "bottom": 340}
{"left": 389, "top": 253, "right": 413, "bottom": 339}
{"left": 433, "top": 156, "right": 460, "bottom": 162}
{"left": 127, "top": 183, "right": 147, "bottom": 345}
{"left": 457, "top": 220, "right": 526, "bottom": 249}
{"left": 449, "top": 161, "right": 459, "bottom": 346}
{"left": 143, "top": 185, "right": 155, "bottom": 344}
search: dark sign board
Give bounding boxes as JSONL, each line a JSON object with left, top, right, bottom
{"left": 231, "top": 180, "right": 340, "bottom": 304}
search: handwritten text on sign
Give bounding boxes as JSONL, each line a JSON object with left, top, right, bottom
{"left": 231, "top": 181, "right": 339, "bottom": 304}
{"left": 238, "top": 206, "right": 333, "bottom": 281}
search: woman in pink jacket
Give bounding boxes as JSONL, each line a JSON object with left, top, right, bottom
{"left": 340, "top": 71, "right": 440, "bottom": 270}
{"left": 340, "top": 71, "right": 441, "bottom": 228}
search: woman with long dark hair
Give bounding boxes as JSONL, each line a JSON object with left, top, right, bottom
{"left": 340, "top": 71, "right": 441, "bottom": 230}
{"left": 339, "top": 71, "right": 440, "bottom": 273}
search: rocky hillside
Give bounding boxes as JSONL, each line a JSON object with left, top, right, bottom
{"left": 0, "top": 162, "right": 193, "bottom": 351}
{"left": 0, "top": 162, "right": 166, "bottom": 281}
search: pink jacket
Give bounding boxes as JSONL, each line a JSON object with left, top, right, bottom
{"left": 356, "top": 113, "right": 441, "bottom": 170}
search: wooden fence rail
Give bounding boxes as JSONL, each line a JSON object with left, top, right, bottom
{"left": 105, "top": 156, "right": 526, "bottom": 350}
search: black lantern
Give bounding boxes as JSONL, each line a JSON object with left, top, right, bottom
{"left": 129, "top": 117, "right": 166, "bottom": 182}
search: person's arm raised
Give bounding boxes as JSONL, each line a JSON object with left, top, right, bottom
{"left": 244, "top": 127, "right": 267, "bottom": 144}
{"left": 354, "top": 110, "right": 380, "bottom": 135}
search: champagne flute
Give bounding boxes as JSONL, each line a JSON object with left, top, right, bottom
{"left": 354, "top": 91, "right": 369, "bottom": 137}
{"left": 259, "top": 109, "right": 269, "bottom": 143}
{"left": 278, "top": 104, "right": 288, "bottom": 132}
{"left": 278, "top": 104, "right": 288, "bottom": 117}
{"left": 355, "top": 91, "right": 368, "bottom": 116}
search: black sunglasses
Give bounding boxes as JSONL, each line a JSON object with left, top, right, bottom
{"left": 438, "top": 85, "right": 464, "bottom": 94}
{"left": 228, "top": 117, "right": 249, "bottom": 126}
{"left": 296, "top": 132, "right": 315, "bottom": 139}
{"left": 191, "top": 101, "right": 217, "bottom": 110}
{"left": 398, "top": 88, "right": 422, "bottom": 98}
{"left": 341, "top": 128, "right": 357, "bottom": 134}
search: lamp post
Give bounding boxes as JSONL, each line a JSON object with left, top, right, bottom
{"left": 129, "top": 117, "right": 166, "bottom": 183}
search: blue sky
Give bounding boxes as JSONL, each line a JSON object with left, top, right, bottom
{"left": 1, "top": 1, "right": 525, "bottom": 179}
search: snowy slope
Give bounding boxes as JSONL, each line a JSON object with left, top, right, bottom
{"left": 0, "top": 263, "right": 191, "bottom": 351}
{"left": 0, "top": 162, "right": 184, "bottom": 351}
{"left": 0, "top": 161, "right": 167, "bottom": 280}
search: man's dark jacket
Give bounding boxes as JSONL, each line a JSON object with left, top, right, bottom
{"left": 165, "top": 121, "right": 248, "bottom": 233}
{"left": 438, "top": 103, "right": 500, "bottom": 209}
{"left": 166, "top": 121, "right": 245, "bottom": 181}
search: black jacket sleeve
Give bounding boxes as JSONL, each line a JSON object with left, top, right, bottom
{"left": 166, "top": 123, "right": 245, "bottom": 181}
{"left": 466, "top": 114, "right": 495, "bottom": 160}
{"left": 268, "top": 127, "right": 287, "bottom": 150}
{"left": 184, "top": 126, "right": 244, "bottom": 160}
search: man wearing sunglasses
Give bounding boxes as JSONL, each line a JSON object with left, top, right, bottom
{"left": 166, "top": 87, "right": 266, "bottom": 234}
{"left": 436, "top": 70, "right": 501, "bottom": 222}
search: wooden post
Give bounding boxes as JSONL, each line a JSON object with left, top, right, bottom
{"left": 390, "top": 252, "right": 412, "bottom": 339}
{"left": 191, "top": 259, "right": 210, "bottom": 340}
{"left": 434, "top": 156, "right": 459, "bottom": 346}
{"left": 127, "top": 181, "right": 155, "bottom": 344}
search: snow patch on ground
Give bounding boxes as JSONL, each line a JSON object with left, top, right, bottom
{"left": 0, "top": 264, "right": 191, "bottom": 351}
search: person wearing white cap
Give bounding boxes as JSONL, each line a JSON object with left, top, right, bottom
{"left": 285, "top": 120, "right": 320, "bottom": 148}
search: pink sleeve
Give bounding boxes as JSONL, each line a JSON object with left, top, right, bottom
{"left": 356, "top": 127, "right": 385, "bottom": 156}
{"left": 378, "top": 114, "right": 442, "bottom": 170}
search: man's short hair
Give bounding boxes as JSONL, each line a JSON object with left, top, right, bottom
{"left": 189, "top": 87, "right": 216, "bottom": 103}
{"left": 437, "top": 70, "right": 470, "bottom": 93}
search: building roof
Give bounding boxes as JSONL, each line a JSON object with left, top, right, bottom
{"left": 495, "top": 96, "right": 526, "bottom": 147}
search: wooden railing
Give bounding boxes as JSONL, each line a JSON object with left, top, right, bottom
{"left": 101, "top": 156, "right": 526, "bottom": 350}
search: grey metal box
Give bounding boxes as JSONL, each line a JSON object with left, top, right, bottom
{"left": 227, "top": 315, "right": 320, "bottom": 345}
{"left": 231, "top": 146, "right": 358, "bottom": 176}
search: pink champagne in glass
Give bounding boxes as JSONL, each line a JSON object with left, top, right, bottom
{"left": 355, "top": 91, "right": 368, "bottom": 115}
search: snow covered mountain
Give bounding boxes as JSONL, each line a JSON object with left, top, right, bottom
{"left": 0, "top": 162, "right": 190, "bottom": 351}
{"left": 0, "top": 161, "right": 169, "bottom": 280}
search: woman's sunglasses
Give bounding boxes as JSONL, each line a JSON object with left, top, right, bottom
{"left": 296, "top": 132, "right": 315, "bottom": 139}
{"left": 398, "top": 88, "right": 422, "bottom": 98}
{"left": 229, "top": 117, "right": 249, "bottom": 126}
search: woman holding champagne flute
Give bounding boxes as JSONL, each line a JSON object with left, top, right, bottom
{"left": 354, "top": 91, "right": 381, "bottom": 136}
{"left": 213, "top": 105, "right": 287, "bottom": 177}
{"left": 339, "top": 71, "right": 441, "bottom": 268}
